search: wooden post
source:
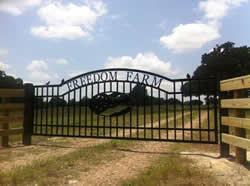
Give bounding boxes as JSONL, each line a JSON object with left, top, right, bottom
{"left": 1, "top": 98, "right": 9, "bottom": 147}
{"left": 220, "top": 108, "right": 229, "bottom": 157}
{"left": 23, "top": 84, "right": 34, "bottom": 145}
{"left": 231, "top": 90, "right": 247, "bottom": 164}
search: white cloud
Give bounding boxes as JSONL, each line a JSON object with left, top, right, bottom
{"left": 26, "top": 60, "right": 50, "bottom": 81}
{"left": 0, "top": 61, "right": 11, "bottom": 70}
{"left": 27, "top": 60, "right": 48, "bottom": 72}
{"left": 0, "top": 48, "right": 8, "bottom": 56}
{"left": 160, "top": 22, "right": 220, "bottom": 53}
{"left": 31, "top": 26, "right": 88, "bottom": 40}
{"left": 31, "top": 1, "right": 107, "bottom": 40}
{"left": 104, "top": 53, "right": 176, "bottom": 76}
{"left": 29, "top": 71, "right": 50, "bottom": 81}
{"left": 68, "top": 71, "right": 86, "bottom": 78}
{"left": 160, "top": 0, "right": 248, "bottom": 53}
{"left": 110, "top": 14, "right": 121, "bottom": 20}
{"left": 199, "top": 0, "right": 248, "bottom": 20}
{"left": 0, "top": 0, "right": 41, "bottom": 16}
{"left": 56, "top": 58, "right": 68, "bottom": 65}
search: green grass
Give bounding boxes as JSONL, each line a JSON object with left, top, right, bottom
{"left": 121, "top": 153, "right": 220, "bottom": 186}
{"left": 118, "top": 110, "right": 221, "bottom": 186}
{"left": 0, "top": 139, "right": 136, "bottom": 186}
{"left": 4, "top": 104, "right": 216, "bottom": 144}
{"left": 1, "top": 106, "right": 219, "bottom": 186}
{"left": 120, "top": 111, "right": 221, "bottom": 186}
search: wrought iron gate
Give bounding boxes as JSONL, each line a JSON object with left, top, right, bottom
{"left": 32, "top": 68, "right": 218, "bottom": 143}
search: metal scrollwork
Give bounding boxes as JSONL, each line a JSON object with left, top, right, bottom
{"left": 89, "top": 92, "right": 131, "bottom": 116}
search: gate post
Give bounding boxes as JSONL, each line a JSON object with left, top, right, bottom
{"left": 219, "top": 84, "right": 230, "bottom": 157}
{"left": 1, "top": 98, "right": 9, "bottom": 147}
{"left": 23, "top": 83, "right": 34, "bottom": 145}
{"left": 220, "top": 109, "right": 229, "bottom": 157}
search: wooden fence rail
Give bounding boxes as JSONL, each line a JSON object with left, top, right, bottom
{"left": 0, "top": 84, "right": 34, "bottom": 147}
{"left": 220, "top": 75, "right": 250, "bottom": 164}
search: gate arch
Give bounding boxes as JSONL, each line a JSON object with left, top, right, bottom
{"left": 33, "top": 68, "right": 218, "bottom": 143}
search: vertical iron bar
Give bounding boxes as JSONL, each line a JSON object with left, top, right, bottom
{"left": 79, "top": 88, "right": 82, "bottom": 136}
{"left": 109, "top": 82, "right": 112, "bottom": 137}
{"left": 214, "top": 79, "right": 218, "bottom": 143}
{"left": 97, "top": 84, "right": 100, "bottom": 137}
{"left": 40, "top": 87, "right": 43, "bottom": 134}
{"left": 189, "top": 79, "right": 193, "bottom": 141}
{"left": 198, "top": 80, "right": 201, "bottom": 141}
{"left": 129, "top": 83, "right": 132, "bottom": 138}
{"left": 123, "top": 82, "right": 125, "bottom": 138}
{"left": 136, "top": 85, "right": 139, "bottom": 139}
{"left": 62, "top": 95, "right": 65, "bottom": 135}
{"left": 50, "top": 87, "right": 54, "bottom": 135}
{"left": 109, "top": 116, "right": 112, "bottom": 137}
{"left": 56, "top": 87, "right": 59, "bottom": 135}
{"left": 73, "top": 89, "right": 76, "bottom": 136}
{"left": 91, "top": 84, "right": 93, "bottom": 136}
{"left": 85, "top": 87, "right": 88, "bottom": 136}
{"left": 207, "top": 90, "right": 210, "bottom": 142}
{"left": 181, "top": 81, "right": 184, "bottom": 141}
{"left": 166, "top": 93, "right": 168, "bottom": 140}
{"left": 151, "top": 87, "right": 153, "bottom": 139}
{"left": 45, "top": 87, "right": 49, "bottom": 135}
{"left": 103, "top": 82, "right": 106, "bottom": 137}
{"left": 158, "top": 89, "right": 161, "bottom": 139}
{"left": 174, "top": 81, "right": 176, "bottom": 140}
{"left": 67, "top": 93, "right": 70, "bottom": 136}
{"left": 116, "top": 81, "right": 119, "bottom": 137}
{"left": 35, "top": 87, "right": 38, "bottom": 134}
{"left": 143, "top": 85, "right": 146, "bottom": 139}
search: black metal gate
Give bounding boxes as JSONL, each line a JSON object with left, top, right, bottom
{"left": 32, "top": 68, "right": 218, "bottom": 143}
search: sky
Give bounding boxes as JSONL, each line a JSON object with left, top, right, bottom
{"left": 0, "top": 0, "right": 250, "bottom": 85}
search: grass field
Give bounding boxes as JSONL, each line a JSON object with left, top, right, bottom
{"left": 1, "top": 105, "right": 248, "bottom": 185}
{"left": 0, "top": 107, "right": 227, "bottom": 186}
{"left": 6, "top": 104, "right": 217, "bottom": 143}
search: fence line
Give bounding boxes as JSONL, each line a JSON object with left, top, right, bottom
{"left": 0, "top": 84, "right": 33, "bottom": 147}
{"left": 0, "top": 88, "right": 24, "bottom": 147}
{"left": 220, "top": 75, "right": 250, "bottom": 165}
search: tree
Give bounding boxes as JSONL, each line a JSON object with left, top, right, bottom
{"left": 80, "top": 96, "right": 90, "bottom": 106}
{"left": 184, "top": 100, "right": 203, "bottom": 105}
{"left": 130, "top": 84, "right": 148, "bottom": 105}
{"left": 167, "top": 98, "right": 181, "bottom": 104}
{"left": 181, "top": 41, "right": 250, "bottom": 96}
{"left": 0, "top": 70, "right": 24, "bottom": 103}
{"left": 0, "top": 70, "right": 23, "bottom": 88}
{"left": 49, "top": 97, "right": 67, "bottom": 106}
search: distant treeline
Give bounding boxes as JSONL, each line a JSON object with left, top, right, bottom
{"left": 34, "top": 96, "right": 210, "bottom": 108}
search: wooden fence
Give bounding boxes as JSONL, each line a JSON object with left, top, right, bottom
{"left": 220, "top": 75, "right": 250, "bottom": 164}
{"left": 0, "top": 84, "right": 34, "bottom": 147}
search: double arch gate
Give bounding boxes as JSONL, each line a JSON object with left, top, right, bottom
{"left": 32, "top": 68, "right": 218, "bottom": 144}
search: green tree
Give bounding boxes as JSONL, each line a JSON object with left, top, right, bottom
{"left": 49, "top": 97, "right": 67, "bottom": 106}
{"left": 0, "top": 70, "right": 24, "bottom": 103}
{"left": 130, "top": 84, "right": 148, "bottom": 105}
{"left": 0, "top": 70, "right": 23, "bottom": 88}
{"left": 181, "top": 41, "right": 250, "bottom": 96}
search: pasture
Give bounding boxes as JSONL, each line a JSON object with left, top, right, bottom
{"left": 0, "top": 105, "right": 230, "bottom": 186}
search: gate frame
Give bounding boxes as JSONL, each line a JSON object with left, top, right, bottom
{"left": 24, "top": 68, "right": 219, "bottom": 145}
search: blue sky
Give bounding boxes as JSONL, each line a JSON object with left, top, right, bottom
{"left": 0, "top": 0, "right": 250, "bottom": 85}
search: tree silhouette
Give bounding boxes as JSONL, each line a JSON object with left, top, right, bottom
{"left": 181, "top": 41, "right": 250, "bottom": 96}
{"left": 0, "top": 70, "right": 23, "bottom": 88}
{"left": 49, "top": 97, "right": 67, "bottom": 106}
{"left": 130, "top": 84, "right": 148, "bottom": 105}
{"left": 0, "top": 70, "right": 24, "bottom": 103}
